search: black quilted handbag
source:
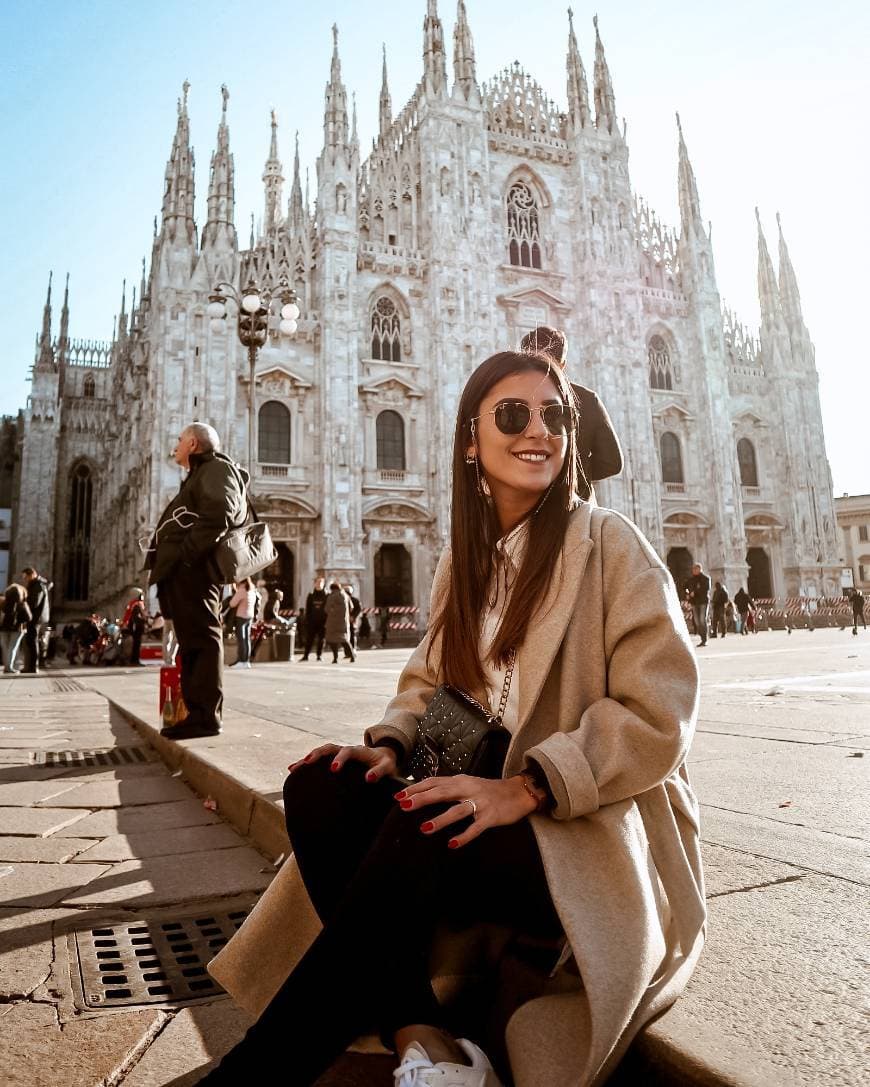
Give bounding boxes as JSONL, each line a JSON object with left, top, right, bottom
{"left": 407, "top": 651, "right": 515, "bottom": 780}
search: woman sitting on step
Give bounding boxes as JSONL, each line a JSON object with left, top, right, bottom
{"left": 202, "top": 349, "right": 706, "bottom": 1087}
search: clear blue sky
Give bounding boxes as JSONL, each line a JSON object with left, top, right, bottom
{"left": 1, "top": 0, "right": 867, "bottom": 493}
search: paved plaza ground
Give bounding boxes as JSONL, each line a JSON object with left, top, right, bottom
{"left": 0, "top": 628, "right": 866, "bottom": 1085}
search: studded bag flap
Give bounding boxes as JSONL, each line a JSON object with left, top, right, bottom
{"left": 407, "top": 650, "right": 515, "bottom": 780}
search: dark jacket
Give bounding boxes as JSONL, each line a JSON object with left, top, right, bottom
{"left": 345, "top": 593, "right": 361, "bottom": 622}
{"left": 1, "top": 587, "right": 31, "bottom": 632}
{"left": 304, "top": 589, "right": 328, "bottom": 630}
{"left": 324, "top": 588, "right": 350, "bottom": 643}
{"left": 734, "top": 588, "right": 753, "bottom": 614}
{"left": 26, "top": 576, "right": 51, "bottom": 625}
{"left": 712, "top": 584, "right": 729, "bottom": 609}
{"left": 147, "top": 451, "right": 249, "bottom": 585}
{"left": 686, "top": 572, "right": 710, "bottom": 605}
{"left": 571, "top": 383, "right": 623, "bottom": 495}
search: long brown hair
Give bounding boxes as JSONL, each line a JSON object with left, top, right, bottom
{"left": 428, "top": 351, "right": 579, "bottom": 693}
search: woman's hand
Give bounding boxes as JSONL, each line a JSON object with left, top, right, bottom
{"left": 287, "top": 743, "right": 398, "bottom": 783}
{"left": 394, "top": 774, "right": 538, "bottom": 848}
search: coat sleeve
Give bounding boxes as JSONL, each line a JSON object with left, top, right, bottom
{"left": 180, "top": 461, "right": 245, "bottom": 563}
{"left": 364, "top": 550, "right": 451, "bottom": 756}
{"left": 524, "top": 562, "right": 700, "bottom": 820}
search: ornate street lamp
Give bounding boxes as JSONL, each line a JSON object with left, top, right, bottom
{"left": 208, "top": 277, "right": 300, "bottom": 474}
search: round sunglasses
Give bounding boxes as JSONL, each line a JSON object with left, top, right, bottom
{"left": 472, "top": 399, "right": 571, "bottom": 436}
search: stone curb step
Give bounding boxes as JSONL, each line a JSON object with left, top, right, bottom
{"left": 108, "top": 698, "right": 785, "bottom": 1087}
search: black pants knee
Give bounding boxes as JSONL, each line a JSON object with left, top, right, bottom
{"left": 208, "top": 759, "right": 560, "bottom": 1084}
{"left": 157, "top": 568, "right": 223, "bottom": 727}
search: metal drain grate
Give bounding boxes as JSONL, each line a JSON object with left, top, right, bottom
{"left": 32, "top": 746, "right": 154, "bottom": 768}
{"left": 70, "top": 907, "right": 252, "bottom": 1008}
{"left": 50, "top": 678, "right": 87, "bottom": 693}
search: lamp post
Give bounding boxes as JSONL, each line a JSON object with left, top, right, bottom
{"left": 208, "top": 277, "right": 300, "bottom": 475}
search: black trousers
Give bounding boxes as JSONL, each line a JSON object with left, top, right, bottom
{"left": 157, "top": 567, "right": 223, "bottom": 728}
{"left": 205, "top": 759, "right": 560, "bottom": 1085}
{"left": 22, "top": 622, "right": 40, "bottom": 672}
{"left": 303, "top": 621, "right": 325, "bottom": 659}
{"left": 853, "top": 607, "right": 866, "bottom": 630}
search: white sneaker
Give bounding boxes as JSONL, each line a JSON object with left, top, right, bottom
{"left": 394, "top": 1039, "right": 503, "bottom": 1087}
{"left": 244, "top": 662, "right": 252, "bottom": 669}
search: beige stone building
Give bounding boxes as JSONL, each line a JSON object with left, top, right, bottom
{"left": 835, "top": 495, "right": 870, "bottom": 591}
{"left": 11, "top": 2, "right": 842, "bottom": 619}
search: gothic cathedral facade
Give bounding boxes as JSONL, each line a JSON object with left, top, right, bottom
{"left": 12, "top": 2, "right": 841, "bottom": 618}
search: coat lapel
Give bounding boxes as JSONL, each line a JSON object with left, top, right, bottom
{"left": 514, "top": 508, "right": 595, "bottom": 737}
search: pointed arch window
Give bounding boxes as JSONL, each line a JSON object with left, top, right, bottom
{"left": 258, "top": 401, "right": 292, "bottom": 464}
{"left": 507, "top": 181, "right": 542, "bottom": 269}
{"left": 737, "top": 437, "right": 759, "bottom": 487}
{"left": 648, "top": 335, "right": 674, "bottom": 390}
{"left": 376, "top": 410, "right": 405, "bottom": 470}
{"left": 660, "top": 432, "right": 684, "bottom": 484}
{"left": 83, "top": 374, "right": 96, "bottom": 399}
{"left": 66, "top": 463, "right": 93, "bottom": 601}
{"left": 371, "top": 296, "right": 401, "bottom": 362}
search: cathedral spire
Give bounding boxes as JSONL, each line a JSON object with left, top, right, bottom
{"left": 379, "top": 44, "right": 392, "bottom": 138}
{"left": 160, "top": 80, "right": 196, "bottom": 244}
{"left": 423, "top": 0, "right": 447, "bottom": 97}
{"left": 36, "top": 271, "right": 54, "bottom": 371}
{"left": 566, "top": 7, "right": 589, "bottom": 132}
{"left": 323, "top": 24, "right": 350, "bottom": 157}
{"left": 263, "top": 108, "right": 284, "bottom": 233}
{"left": 58, "top": 273, "right": 70, "bottom": 350}
{"left": 756, "top": 209, "right": 781, "bottom": 323}
{"left": 118, "top": 278, "right": 127, "bottom": 341}
{"left": 776, "top": 213, "right": 804, "bottom": 324}
{"left": 452, "top": 0, "right": 477, "bottom": 100}
{"left": 203, "top": 84, "right": 236, "bottom": 249}
{"left": 288, "top": 131, "right": 305, "bottom": 233}
{"left": 592, "top": 15, "right": 616, "bottom": 134}
{"left": 676, "top": 113, "right": 703, "bottom": 235}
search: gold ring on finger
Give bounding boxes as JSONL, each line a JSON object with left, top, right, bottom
{"left": 463, "top": 798, "right": 478, "bottom": 817}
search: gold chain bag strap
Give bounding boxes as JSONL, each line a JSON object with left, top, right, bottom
{"left": 407, "top": 649, "right": 516, "bottom": 781}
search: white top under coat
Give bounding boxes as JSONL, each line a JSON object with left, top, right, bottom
{"left": 480, "top": 520, "right": 528, "bottom": 734}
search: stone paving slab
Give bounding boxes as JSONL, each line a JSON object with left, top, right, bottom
{"left": 700, "top": 843, "right": 804, "bottom": 896}
{"left": 0, "top": 859, "right": 111, "bottom": 907}
{"left": 0, "top": 1008, "right": 164, "bottom": 1087}
{"left": 49, "top": 799, "right": 221, "bottom": 837}
{"left": 0, "top": 836, "right": 95, "bottom": 862}
{"left": 72, "top": 821, "right": 242, "bottom": 862}
{"left": 34, "top": 775, "right": 192, "bottom": 808}
{"left": 0, "top": 906, "right": 79, "bottom": 996}
{"left": 62, "top": 845, "right": 273, "bottom": 907}
{"left": 0, "top": 805, "right": 90, "bottom": 836}
{"left": 0, "top": 779, "right": 85, "bottom": 806}
{"left": 0, "top": 1001, "right": 58, "bottom": 1028}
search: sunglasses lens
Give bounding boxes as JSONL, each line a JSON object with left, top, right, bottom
{"left": 493, "top": 402, "right": 530, "bottom": 434}
{"left": 543, "top": 405, "right": 570, "bottom": 435}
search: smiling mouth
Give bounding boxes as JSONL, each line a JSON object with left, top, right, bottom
{"left": 512, "top": 451, "right": 550, "bottom": 462}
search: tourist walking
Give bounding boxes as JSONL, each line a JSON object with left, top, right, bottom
{"left": 301, "top": 577, "right": 327, "bottom": 661}
{"left": 734, "top": 586, "right": 753, "bottom": 635}
{"left": 21, "top": 567, "right": 51, "bottom": 674}
{"left": 710, "top": 580, "right": 729, "bottom": 639}
{"left": 851, "top": 588, "right": 866, "bottom": 635}
{"left": 377, "top": 605, "right": 390, "bottom": 647}
{"left": 121, "top": 588, "right": 148, "bottom": 665}
{"left": 228, "top": 577, "right": 259, "bottom": 669}
{"left": 324, "top": 581, "right": 355, "bottom": 663}
{"left": 686, "top": 562, "right": 711, "bottom": 646}
{"left": 146, "top": 423, "right": 247, "bottom": 738}
{"left": 520, "top": 325, "right": 623, "bottom": 500}
{"left": 203, "top": 348, "right": 704, "bottom": 1087}
{"left": 0, "top": 583, "right": 30, "bottom": 673}
{"left": 343, "top": 583, "right": 362, "bottom": 653}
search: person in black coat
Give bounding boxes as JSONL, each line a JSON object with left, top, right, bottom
{"left": 301, "top": 578, "right": 328, "bottom": 661}
{"left": 21, "top": 568, "right": 51, "bottom": 674}
{"left": 686, "top": 563, "right": 711, "bottom": 646}
{"left": 146, "top": 424, "right": 248, "bottom": 738}
{"left": 0, "top": 583, "right": 31, "bottom": 673}
{"left": 520, "top": 326, "right": 623, "bottom": 500}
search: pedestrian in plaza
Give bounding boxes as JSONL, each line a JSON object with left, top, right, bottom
{"left": 264, "top": 589, "right": 293, "bottom": 632}
{"left": 301, "top": 577, "right": 327, "bottom": 661}
{"left": 342, "top": 583, "right": 361, "bottom": 655}
{"left": 0, "top": 583, "right": 31, "bottom": 673}
{"left": 734, "top": 586, "right": 753, "bottom": 635}
{"left": 710, "top": 580, "right": 729, "bottom": 639}
{"left": 146, "top": 423, "right": 247, "bottom": 738}
{"left": 228, "top": 577, "right": 259, "bottom": 669}
{"left": 204, "top": 349, "right": 703, "bottom": 1087}
{"left": 850, "top": 587, "right": 866, "bottom": 635}
{"left": 121, "top": 588, "right": 148, "bottom": 665}
{"left": 520, "top": 325, "right": 623, "bottom": 500}
{"left": 377, "top": 604, "right": 390, "bottom": 646}
{"left": 686, "top": 562, "right": 711, "bottom": 646}
{"left": 324, "top": 581, "right": 356, "bottom": 664}
{"left": 21, "top": 567, "right": 51, "bottom": 674}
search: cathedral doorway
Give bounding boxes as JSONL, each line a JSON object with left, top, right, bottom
{"left": 65, "top": 463, "right": 93, "bottom": 601}
{"left": 746, "top": 547, "right": 772, "bottom": 599}
{"left": 374, "top": 544, "right": 413, "bottom": 606}
{"left": 261, "top": 543, "right": 295, "bottom": 608}
{"left": 666, "top": 547, "right": 693, "bottom": 596}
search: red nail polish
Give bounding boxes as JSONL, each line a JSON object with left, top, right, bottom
{"left": 399, "top": 800, "right": 413, "bottom": 810}
{"left": 448, "top": 839, "right": 460, "bottom": 849}
{"left": 421, "top": 821, "right": 434, "bottom": 833}
{"left": 365, "top": 771, "right": 376, "bottom": 782}
{"left": 330, "top": 761, "right": 340, "bottom": 772}
{"left": 394, "top": 790, "right": 407, "bottom": 800}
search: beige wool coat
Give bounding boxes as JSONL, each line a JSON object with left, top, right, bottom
{"left": 209, "top": 503, "right": 706, "bottom": 1086}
